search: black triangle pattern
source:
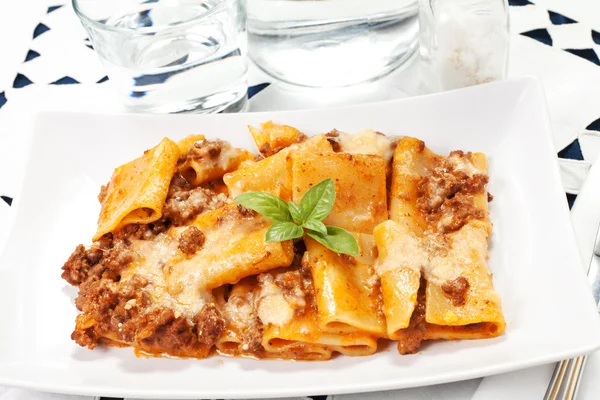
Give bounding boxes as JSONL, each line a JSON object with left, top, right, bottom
{"left": 33, "top": 23, "right": 50, "bottom": 39}
{"left": 97, "top": 76, "right": 109, "bottom": 83}
{"left": 13, "top": 73, "right": 33, "bottom": 88}
{"left": 548, "top": 10, "right": 577, "bottom": 25}
{"left": 586, "top": 117, "right": 600, "bottom": 131}
{"left": 0, "top": 91, "right": 5, "bottom": 109}
{"left": 47, "top": 5, "right": 64, "bottom": 13}
{"left": 25, "top": 49, "right": 40, "bottom": 62}
{"left": 248, "top": 83, "right": 270, "bottom": 99}
{"left": 51, "top": 76, "right": 80, "bottom": 85}
{"left": 567, "top": 193, "right": 576, "bottom": 209}
{"left": 564, "top": 48, "right": 600, "bottom": 66}
{"left": 592, "top": 30, "right": 600, "bottom": 46}
{"left": 508, "top": 0, "right": 532, "bottom": 6}
{"left": 558, "top": 139, "right": 584, "bottom": 161}
{"left": 520, "top": 28, "right": 553, "bottom": 46}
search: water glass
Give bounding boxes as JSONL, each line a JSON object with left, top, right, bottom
{"left": 247, "top": 0, "right": 419, "bottom": 87}
{"left": 73, "top": 0, "right": 248, "bottom": 114}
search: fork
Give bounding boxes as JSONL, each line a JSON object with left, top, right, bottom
{"left": 544, "top": 225, "right": 600, "bottom": 400}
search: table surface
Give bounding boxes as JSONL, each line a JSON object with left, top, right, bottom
{"left": 2, "top": 0, "right": 600, "bottom": 399}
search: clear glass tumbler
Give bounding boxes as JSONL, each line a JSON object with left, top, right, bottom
{"left": 73, "top": 0, "right": 248, "bottom": 113}
{"left": 419, "top": 0, "right": 509, "bottom": 93}
{"left": 247, "top": 0, "right": 419, "bottom": 87}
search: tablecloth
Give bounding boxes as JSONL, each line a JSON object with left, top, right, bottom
{"left": 2, "top": 0, "right": 600, "bottom": 399}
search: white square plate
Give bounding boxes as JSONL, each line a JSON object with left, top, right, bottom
{"left": 1, "top": 77, "right": 599, "bottom": 399}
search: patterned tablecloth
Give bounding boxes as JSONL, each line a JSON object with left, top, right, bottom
{"left": 2, "top": 0, "right": 600, "bottom": 399}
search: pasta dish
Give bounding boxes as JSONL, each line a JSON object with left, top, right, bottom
{"left": 61, "top": 122, "right": 505, "bottom": 360}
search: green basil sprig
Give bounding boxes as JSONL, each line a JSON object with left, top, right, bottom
{"left": 234, "top": 179, "right": 359, "bottom": 256}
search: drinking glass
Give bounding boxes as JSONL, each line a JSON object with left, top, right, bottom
{"left": 73, "top": 0, "right": 248, "bottom": 114}
{"left": 247, "top": 0, "right": 419, "bottom": 87}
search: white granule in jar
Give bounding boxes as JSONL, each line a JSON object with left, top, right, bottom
{"left": 427, "top": 0, "right": 509, "bottom": 91}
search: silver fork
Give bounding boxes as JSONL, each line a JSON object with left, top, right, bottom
{"left": 544, "top": 225, "right": 600, "bottom": 400}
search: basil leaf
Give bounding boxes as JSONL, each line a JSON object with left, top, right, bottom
{"left": 302, "top": 219, "right": 327, "bottom": 235}
{"left": 265, "top": 222, "right": 304, "bottom": 242}
{"left": 300, "top": 179, "right": 336, "bottom": 222}
{"left": 288, "top": 201, "right": 306, "bottom": 225}
{"left": 306, "top": 226, "right": 359, "bottom": 256}
{"left": 235, "top": 192, "right": 292, "bottom": 223}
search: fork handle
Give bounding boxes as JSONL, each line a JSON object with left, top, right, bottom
{"left": 544, "top": 356, "right": 588, "bottom": 400}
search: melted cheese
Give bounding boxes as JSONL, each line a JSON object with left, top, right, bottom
{"left": 447, "top": 152, "right": 484, "bottom": 177}
{"left": 425, "top": 223, "right": 488, "bottom": 287}
{"left": 120, "top": 205, "right": 274, "bottom": 321}
{"left": 374, "top": 220, "right": 428, "bottom": 276}
{"left": 256, "top": 274, "right": 294, "bottom": 327}
{"left": 374, "top": 218, "right": 491, "bottom": 292}
{"left": 337, "top": 129, "right": 395, "bottom": 164}
{"left": 123, "top": 232, "right": 212, "bottom": 320}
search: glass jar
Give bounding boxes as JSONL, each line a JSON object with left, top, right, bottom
{"left": 247, "top": 0, "right": 419, "bottom": 87}
{"left": 419, "top": 0, "right": 509, "bottom": 92}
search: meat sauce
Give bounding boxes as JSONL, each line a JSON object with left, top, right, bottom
{"left": 62, "top": 171, "right": 228, "bottom": 354}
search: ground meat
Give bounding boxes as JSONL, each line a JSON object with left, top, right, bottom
{"left": 62, "top": 231, "right": 133, "bottom": 286}
{"left": 194, "top": 303, "right": 225, "bottom": 346}
{"left": 417, "top": 171, "right": 461, "bottom": 212}
{"left": 74, "top": 278, "right": 119, "bottom": 318}
{"left": 120, "top": 222, "right": 167, "bottom": 240}
{"left": 72, "top": 272, "right": 208, "bottom": 356}
{"left": 119, "top": 275, "right": 149, "bottom": 298}
{"left": 416, "top": 152, "right": 489, "bottom": 233}
{"left": 179, "top": 139, "right": 223, "bottom": 162}
{"left": 71, "top": 327, "right": 102, "bottom": 349}
{"left": 441, "top": 276, "right": 470, "bottom": 306}
{"left": 325, "top": 130, "right": 342, "bottom": 152}
{"left": 236, "top": 204, "right": 256, "bottom": 217}
{"left": 61, "top": 245, "right": 101, "bottom": 286}
{"left": 396, "top": 280, "right": 428, "bottom": 355}
{"left": 259, "top": 143, "right": 272, "bottom": 156}
{"left": 101, "top": 239, "right": 134, "bottom": 273}
{"left": 258, "top": 131, "right": 308, "bottom": 157}
{"left": 163, "top": 186, "right": 227, "bottom": 226}
{"left": 72, "top": 271, "right": 153, "bottom": 347}
{"left": 62, "top": 229, "right": 137, "bottom": 287}
{"left": 108, "top": 172, "right": 227, "bottom": 242}
{"left": 274, "top": 269, "right": 308, "bottom": 311}
{"left": 178, "top": 226, "right": 205, "bottom": 255}
{"left": 436, "top": 193, "right": 485, "bottom": 233}
{"left": 168, "top": 172, "right": 192, "bottom": 195}
{"left": 137, "top": 308, "right": 205, "bottom": 356}
{"left": 240, "top": 316, "right": 264, "bottom": 353}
